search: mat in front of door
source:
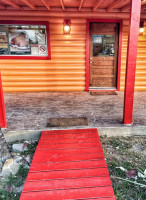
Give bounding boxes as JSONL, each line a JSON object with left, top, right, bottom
{"left": 90, "top": 91, "right": 117, "bottom": 95}
{"left": 47, "top": 117, "right": 88, "bottom": 127}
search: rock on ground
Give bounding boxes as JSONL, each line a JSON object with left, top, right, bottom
{"left": 0, "top": 158, "right": 20, "bottom": 177}
{"left": 12, "top": 143, "right": 28, "bottom": 152}
{"left": 15, "top": 183, "right": 25, "bottom": 193}
{"left": 14, "top": 156, "right": 23, "bottom": 163}
{"left": 25, "top": 155, "right": 31, "bottom": 164}
{"left": 0, "top": 129, "right": 11, "bottom": 162}
{"left": 0, "top": 161, "right": 3, "bottom": 172}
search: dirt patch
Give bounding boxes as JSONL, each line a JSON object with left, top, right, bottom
{"left": 100, "top": 136, "right": 146, "bottom": 200}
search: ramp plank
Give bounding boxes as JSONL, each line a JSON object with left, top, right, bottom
{"left": 35, "top": 146, "right": 103, "bottom": 154}
{"left": 20, "top": 186, "right": 115, "bottom": 200}
{"left": 23, "top": 176, "right": 112, "bottom": 192}
{"left": 32, "top": 152, "right": 104, "bottom": 163}
{"left": 26, "top": 168, "right": 109, "bottom": 181}
{"left": 30, "top": 160, "right": 107, "bottom": 172}
{"left": 39, "top": 136, "right": 100, "bottom": 144}
{"left": 37, "top": 142, "right": 101, "bottom": 149}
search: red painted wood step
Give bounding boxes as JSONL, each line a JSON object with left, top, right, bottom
{"left": 37, "top": 142, "right": 101, "bottom": 149}
{"left": 32, "top": 152, "right": 105, "bottom": 163}
{"left": 20, "top": 186, "right": 115, "bottom": 200}
{"left": 30, "top": 160, "right": 107, "bottom": 172}
{"left": 35, "top": 146, "right": 103, "bottom": 154}
{"left": 87, "top": 198, "right": 116, "bottom": 200}
{"left": 42, "top": 128, "right": 98, "bottom": 135}
{"left": 26, "top": 168, "right": 109, "bottom": 181}
{"left": 40, "top": 132, "right": 98, "bottom": 140}
{"left": 39, "top": 136, "right": 100, "bottom": 144}
{"left": 20, "top": 128, "right": 115, "bottom": 200}
{"left": 23, "top": 176, "right": 112, "bottom": 192}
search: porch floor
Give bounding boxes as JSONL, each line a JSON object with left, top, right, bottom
{"left": 3, "top": 91, "right": 146, "bottom": 133}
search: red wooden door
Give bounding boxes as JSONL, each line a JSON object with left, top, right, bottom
{"left": 89, "top": 22, "right": 119, "bottom": 89}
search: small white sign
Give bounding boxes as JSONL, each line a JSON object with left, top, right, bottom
{"left": 39, "top": 45, "right": 47, "bottom": 55}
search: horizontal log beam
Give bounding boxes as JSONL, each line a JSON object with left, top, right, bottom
{"left": 93, "top": 0, "right": 104, "bottom": 12}
{"left": 2, "top": 0, "right": 20, "bottom": 9}
{"left": 41, "top": 0, "right": 50, "bottom": 10}
{"left": 0, "top": 7, "right": 121, "bottom": 12}
{"left": 21, "top": 0, "right": 36, "bottom": 10}
{"left": 0, "top": 10, "right": 130, "bottom": 18}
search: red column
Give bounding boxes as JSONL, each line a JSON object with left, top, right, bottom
{"left": 0, "top": 72, "right": 7, "bottom": 128}
{"left": 123, "top": 0, "right": 141, "bottom": 125}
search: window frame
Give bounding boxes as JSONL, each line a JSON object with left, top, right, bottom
{"left": 0, "top": 20, "right": 51, "bottom": 60}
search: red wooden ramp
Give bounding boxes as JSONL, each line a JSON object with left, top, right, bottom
{"left": 20, "top": 128, "right": 116, "bottom": 200}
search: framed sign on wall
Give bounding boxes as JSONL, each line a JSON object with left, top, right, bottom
{"left": 0, "top": 21, "right": 51, "bottom": 60}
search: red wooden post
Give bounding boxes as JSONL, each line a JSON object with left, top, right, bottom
{"left": 123, "top": 0, "right": 141, "bottom": 125}
{"left": 0, "top": 72, "right": 7, "bottom": 128}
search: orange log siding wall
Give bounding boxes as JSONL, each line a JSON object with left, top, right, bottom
{"left": 0, "top": 18, "right": 86, "bottom": 92}
{"left": 0, "top": 17, "right": 146, "bottom": 92}
{"left": 121, "top": 20, "right": 146, "bottom": 91}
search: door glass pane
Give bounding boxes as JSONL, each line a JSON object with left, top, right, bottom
{"left": 93, "top": 35, "right": 115, "bottom": 57}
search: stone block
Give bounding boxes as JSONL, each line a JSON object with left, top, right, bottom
{"left": 0, "top": 158, "right": 19, "bottom": 177}
{"left": 0, "top": 161, "right": 3, "bottom": 172}
{"left": 12, "top": 143, "right": 27, "bottom": 152}
{"left": 14, "top": 156, "right": 23, "bottom": 163}
{"left": 25, "top": 155, "right": 31, "bottom": 164}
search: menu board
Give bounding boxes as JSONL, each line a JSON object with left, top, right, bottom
{"left": 0, "top": 24, "right": 48, "bottom": 56}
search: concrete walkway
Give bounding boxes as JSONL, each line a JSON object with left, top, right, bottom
{"left": 2, "top": 91, "right": 146, "bottom": 141}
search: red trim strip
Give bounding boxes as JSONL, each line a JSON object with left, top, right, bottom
{"left": 86, "top": 19, "right": 123, "bottom": 91}
{"left": 0, "top": 20, "right": 51, "bottom": 60}
{"left": 86, "top": 20, "right": 90, "bottom": 91}
{"left": 0, "top": 72, "right": 7, "bottom": 128}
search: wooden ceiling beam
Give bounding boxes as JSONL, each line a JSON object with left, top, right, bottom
{"left": 142, "top": 4, "right": 146, "bottom": 10}
{"left": 93, "top": 0, "right": 104, "bottom": 12}
{"left": 2, "top": 0, "right": 20, "bottom": 9}
{"left": 120, "top": 3, "right": 130, "bottom": 12}
{"left": 107, "top": 0, "right": 131, "bottom": 12}
{"left": 0, "top": 4, "right": 5, "bottom": 9}
{"left": 21, "top": 0, "right": 36, "bottom": 10}
{"left": 107, "top": 0, "right": 123, "bottom": 12}
{"left": 60, "top": 0, "right": 65, "bottom": 10}
{"left": 41, "top": 0, "right": 50, "bottom": 10}
{"left": 79, "top": 0, "right": 84, "bottom": 11}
